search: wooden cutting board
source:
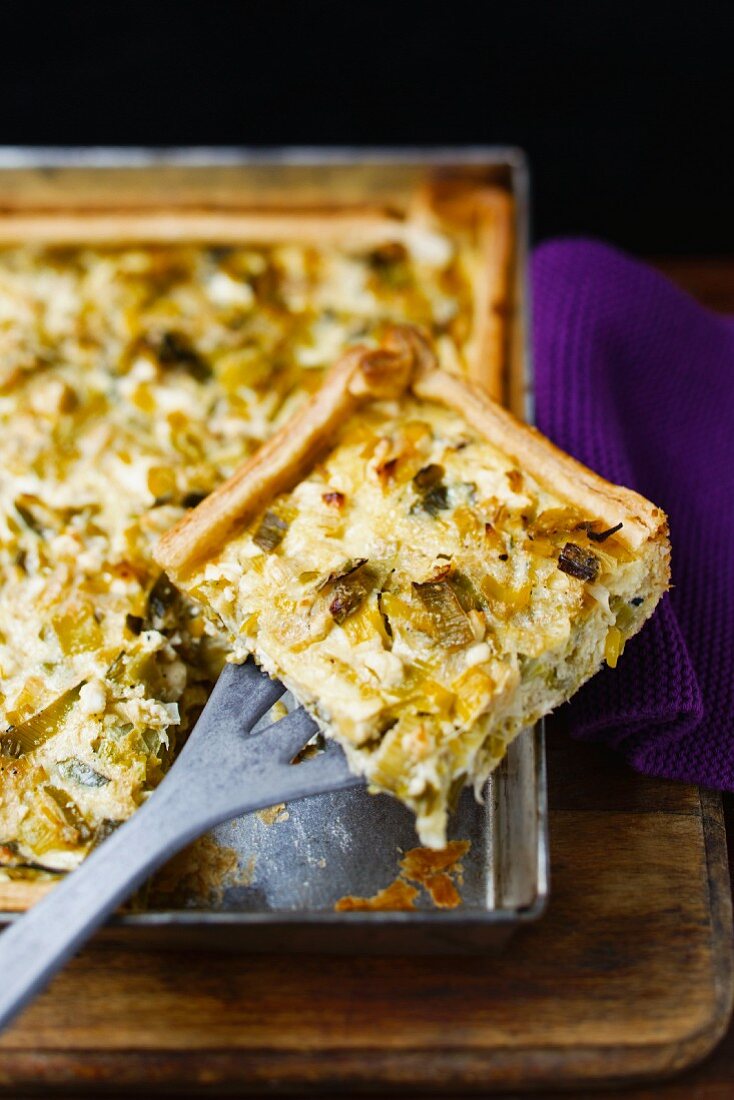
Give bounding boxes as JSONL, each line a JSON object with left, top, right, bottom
{"left": 0, "top": 729, "right": 730, "bottom": 1096}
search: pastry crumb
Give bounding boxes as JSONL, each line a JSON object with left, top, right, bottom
{"left": 256, "top": 803, "right": 289, "bottom": 826}
{"left": 334, "top": 838, "right": 470, "bottom": 912}
{"left": 334, "top": 878, "right": 419, "bottom": 912}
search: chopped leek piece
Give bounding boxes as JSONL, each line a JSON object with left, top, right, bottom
{"left": 253, "top": 511, "right": 288, "bottom": 552}
{"left": 605, "top": 626, "right": 625, "bottom": 668}
{"left": 0, "top": 682, "right": 84, "bottom": 758}
{"left": 412, "top": 579, "right": 474, "bottom": 648}
{"left": 56, "top": 757, "right": 110, "bottom": 788}
{"left": 125, "top": 613, "right": 144, "bottom": 635}
{"left": 411, "top": 463, "right": 450, "bottom": 517}
{"left": 413, "top": 464, "right": 444, "bottom": 491}
{"left": 481, "top": 574, "right": 532, "bottom": 615}
{"left": 557, "top": 542, "right": 600, "bottom": 582}
{"left": 146, "top": 573, "right": 178, "bottom": 623}
{"left": 587, "top": 521, "right": 624, "bottom": 543}
{"left": 327, "top": 560, "right": 375, "bottom": 625}
{"left": 52, "top": 603, "right": 103, "bottom": 656}
{"left": 89, "top": 819, "right": 122, "bottom": 851}
{"left": 14, "top": 498, "right": 47, "bottom": 537}
{"left": 45, "top": 786, "right": 92, "bottom": 842}
{"left": 156, "top": 331, "right": 212, "bottom": 382}
{"left": 447, "top": 570, "right": 483, "bottom": 613}
{"left": 342, "top": 598, "right": 392, "bottom": 646}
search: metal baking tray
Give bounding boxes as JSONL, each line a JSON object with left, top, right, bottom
{"left": 0, "top": 147, "right": 547, "bottom": 952}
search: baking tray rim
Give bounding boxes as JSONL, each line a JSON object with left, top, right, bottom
{"left": 0, "top": 144, "right": 528, "bottom": 168}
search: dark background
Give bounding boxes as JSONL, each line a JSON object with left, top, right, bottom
{"left": 3, "top": 1, "right": 732, "bottom": 254}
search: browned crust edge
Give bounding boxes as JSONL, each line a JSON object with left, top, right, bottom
{"left": 155, "top": 324, "right": 668, "bottom": 582}
{"left": 0, "top": 208, "right": 414, "bottom": 246}
{"left": 412, "top": 367, "right": 667, "bottom": 550}
{"left": 432, "top": 188, "right": 513, "bottom": 401}
{"left": 408, "top": 184, "right": 512, "bottom": 400}
{"left": 473, "top": 190, "right": 513, "bottom": 401}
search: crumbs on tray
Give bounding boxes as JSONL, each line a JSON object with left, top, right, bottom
{"left": 334, "top": 839, "right": 470, "bottom": 912}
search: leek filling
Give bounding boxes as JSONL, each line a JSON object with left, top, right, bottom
{"left": 183, "top": 399, "right": 649, "bottom": 847}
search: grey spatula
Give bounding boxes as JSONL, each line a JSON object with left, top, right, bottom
{"left": 0, "top": 660, "right": 361, "bottom": 1031}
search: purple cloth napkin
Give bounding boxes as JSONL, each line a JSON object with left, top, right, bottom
{"left": 532, "top": 240, "right": 734, "bottom": 788}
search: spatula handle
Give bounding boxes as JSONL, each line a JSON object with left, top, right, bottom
{"left": 0, "top": 661, "right": 284, "bottom": 1033}
{"left": 0, "top": 783, "right": 207, "bottom": 1032}
{"left": 0, "top": 664, "right": 359, "bottom": 1033}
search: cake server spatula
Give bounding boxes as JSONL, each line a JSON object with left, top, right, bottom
{"left": 0, "top": 659, "right": 361, "bottom": 1032}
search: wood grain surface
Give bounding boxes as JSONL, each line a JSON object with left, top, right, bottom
{"left": 0, "top": 734, "right": 730, "bottom": 1096}
{"left": 0, "top": 258, "right": 733, "bottom": 1098}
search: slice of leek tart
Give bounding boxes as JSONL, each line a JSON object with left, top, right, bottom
{"left": 157, "top": 327, "right": 670, "bottom": 847}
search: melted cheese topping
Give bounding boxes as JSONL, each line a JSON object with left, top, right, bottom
{"left": 0, "top": 238, "right": 473, "bottom": 878}
{"left": 184, "top": 400, "right": 646, "bottom": 845}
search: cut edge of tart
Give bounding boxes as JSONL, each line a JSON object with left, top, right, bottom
{"left": 155, "top": 326, "right": 670, "bottom": 847}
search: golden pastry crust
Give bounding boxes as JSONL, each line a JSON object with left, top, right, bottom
{"left": 414, "top": 186, "right": 513, "bottom": 398}
{"left": 0, "top": 209, "right": 427, "bottom": 246}
{"left": 412, "top": 368, "right": 666, "bottom": 550}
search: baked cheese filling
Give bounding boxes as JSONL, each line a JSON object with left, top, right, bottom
{"left": 180, "top": 397, "right": 665, "bottom": 847}
{"left": 0, "top": 238, "right": 475, "bottom": 881}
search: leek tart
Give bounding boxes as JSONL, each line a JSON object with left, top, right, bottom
{"left": 158, "top": 327, "right": 670, "bottom": 847}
